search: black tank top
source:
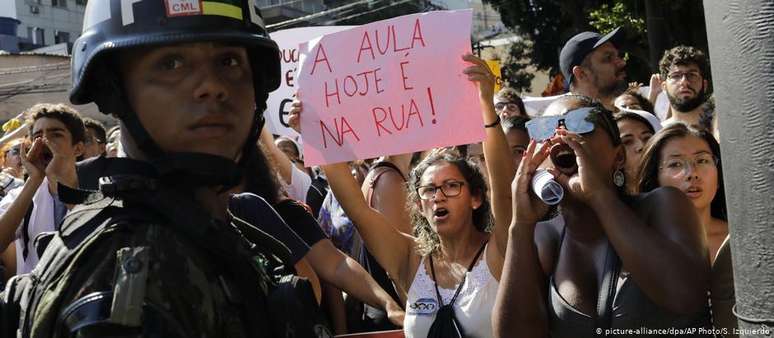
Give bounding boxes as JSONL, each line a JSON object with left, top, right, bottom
{"left": 544, "top": 215, "right": 712, "bottom": 337}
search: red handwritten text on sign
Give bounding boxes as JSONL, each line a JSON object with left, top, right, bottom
{"left": 297, "top": 10, "right": 483, "bottom": 166}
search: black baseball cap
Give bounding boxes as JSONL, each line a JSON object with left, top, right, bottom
{"left": 560, "top": 27, "right": 624, "bottom": 89}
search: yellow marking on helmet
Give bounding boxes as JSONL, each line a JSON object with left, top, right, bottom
{"left": 202, "top": 1, "right": 243, "bottom": 20}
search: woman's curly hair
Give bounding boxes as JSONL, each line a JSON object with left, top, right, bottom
{"left": 406, "top": 148, "right": 492, "bottom": 256}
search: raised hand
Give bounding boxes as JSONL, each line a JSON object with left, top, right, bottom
{"left": 20, "top": 138, "right": 47, "bottom": 183}
{"left": 43, "top": 136, "right": 79, "bottom": 188}
{"left": 288, "top": 94, "right": 302, "bottom": 134}
{"left": 462, "top": 54, "right": 496, "bottom": 103}
{"left": 548, "top": 130, "right": 616, "bottom": 206}
{"left": 648, "top": 73, "right": 663, "bottom": 104}
{"left": 511, "top": 140, "right": 552, "bottom": 225}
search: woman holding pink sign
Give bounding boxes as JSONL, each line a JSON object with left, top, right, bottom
{"left": 301, "top": 54, "right": 513, "bottom": 338}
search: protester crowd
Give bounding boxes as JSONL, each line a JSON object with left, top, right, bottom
{"left": 0, "top": 1, "right": 734, "bottom": 337}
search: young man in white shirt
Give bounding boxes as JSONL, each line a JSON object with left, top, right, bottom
{"left": 0, "top": 103, "right": 85, "bottom": 275}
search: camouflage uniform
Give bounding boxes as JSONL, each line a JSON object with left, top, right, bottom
{"left": 3, "top": 174, "right": 277, "bottom": 337}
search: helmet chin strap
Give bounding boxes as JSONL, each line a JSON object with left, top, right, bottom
{"left": 95, "top": 69, "right": 265, "bottom": 191}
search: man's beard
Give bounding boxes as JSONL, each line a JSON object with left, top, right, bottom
{"left": 667, "top": 86, "right": 707, "bottom": 113}
{"left": 595, "top": 72, "right": 627, "bottom": 98}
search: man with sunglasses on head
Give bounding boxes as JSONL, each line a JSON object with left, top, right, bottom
{"left": 559, "top": 27, "right": 628, "bottom": 111}
{"left": 658, "top": 46, "right": 713, "bottom": 131}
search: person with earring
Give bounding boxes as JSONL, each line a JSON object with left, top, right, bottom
{"left": 492, "top": 95, "right": 711, "bottom": 337}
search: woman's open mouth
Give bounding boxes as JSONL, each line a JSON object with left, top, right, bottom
{"left": 550, "top": 143, "right": 578, "bottom": 175}
{"left": 433, "top": 208, "right": 449, "bottom": 221}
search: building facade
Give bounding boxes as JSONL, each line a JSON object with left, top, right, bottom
{"left": 13, "top": 0, "right": 86, "bottom": 50}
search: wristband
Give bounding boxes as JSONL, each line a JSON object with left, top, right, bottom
{"left": 484, "top": 116, "right": 501, "bottom": 128}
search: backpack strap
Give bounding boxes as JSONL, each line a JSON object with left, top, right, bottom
{"left": 20, "top": 202, "right": 34, "bottom": 260}
{"left": 429, "top": 241, "right": 488, "bottom": 307}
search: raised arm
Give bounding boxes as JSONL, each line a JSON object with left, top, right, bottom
{"left": 558, "top": 132, "right": 709, "bottom": 315}
{"left": 321, "top": 162, "right": 415, "bottom": 290}
{"left": 462, "top": 54, "right": 515, "bottom": 277}
{"left": 492, "top": 140, "right": 551, "bottom": 338}
{"left": 592, "top": 187, "right": 708, "bottom": 314}
{"left": 0, "top": 139, "right": 46, "bottom": 252}
{"left": 259, "top": 125, "right": 294, "bottom": 184}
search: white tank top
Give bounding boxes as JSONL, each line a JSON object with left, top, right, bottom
{"left": 403, "top": 248, "right": 498, "bottom": 338}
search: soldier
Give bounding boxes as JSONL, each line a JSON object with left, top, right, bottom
{"left": 0, "top": 1, "right": 321, "bottom": 337}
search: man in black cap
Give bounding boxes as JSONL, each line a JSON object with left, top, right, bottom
{"left": 560, "top": 27, "right": 628, "bottom": 110}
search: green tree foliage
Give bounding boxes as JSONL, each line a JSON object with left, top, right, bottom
{"left": 483, "top": 0, "right": 708, "bottom": 93}
{"left": 589, "top": 3, "right": 645, "bottom": 34}
{"left": 499, "top": 39, "right": 535, "bottom": 92}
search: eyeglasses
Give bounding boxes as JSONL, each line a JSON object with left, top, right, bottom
{"left": 659, "top": 154, "right": 718, "bottom": 178}
{"left": 495, "top": 102, "right": 520, "bottom": 112}
{"left": 666, "top": 71, "right": 702, "bottom": 83}
{"left": 417, "top": 181, "right": 465, "bottom": 200}
{"left": 525, "top": 107, "right": 598, "bottom": 142}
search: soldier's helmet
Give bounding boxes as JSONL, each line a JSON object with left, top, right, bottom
{"left": 71, "top": 0, "right": 280, "bottom": 107}
{"left": 69, "top": 0, "right": 281, "bottom": 187}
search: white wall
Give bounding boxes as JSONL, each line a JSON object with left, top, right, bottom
{"left": 0, "top": 0, "right": 17, "bottom": 19}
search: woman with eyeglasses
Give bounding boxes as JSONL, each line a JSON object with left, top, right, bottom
{"left": 636, "top": 122, "right": 735, "bottom": 336}
{"left": 317, "top": 54, "right": 514, "bottom": 338}
{"left": 493, "top": 95, "right": 711, "bottom": 337}
{"left": 494, "top": 87, "right": 527, "bottom": 120}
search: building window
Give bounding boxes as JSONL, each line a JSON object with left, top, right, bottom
{"left": 52, "top": 0, "right": 68, "bottom": 8}
{"left": 31, "top": 27, "right": 45, "bottom": 45}
{"left": 76, "top": 0, "right": 87, "bottom": 5}
{"left": 55, "top": 31, "right": 70, "bottom": 44}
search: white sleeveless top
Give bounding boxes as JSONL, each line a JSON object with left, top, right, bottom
{"left": 403, "top": 248, "right": 498, "bottom": 338}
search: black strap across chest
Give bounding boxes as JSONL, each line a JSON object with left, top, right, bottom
{"left": 428, "top": 241, "right": 488, "bottom": 307}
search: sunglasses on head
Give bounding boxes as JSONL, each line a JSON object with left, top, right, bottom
{"left": 525, "top": 107, "right": 598, "bottom": 142}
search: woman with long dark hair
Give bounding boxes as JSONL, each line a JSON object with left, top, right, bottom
{"left": 637, "top": 122, "right": 734, "bottom": 336}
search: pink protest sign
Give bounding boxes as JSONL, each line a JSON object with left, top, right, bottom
{"left": 297, "top": 10, "right": 484, "bottom": 166}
